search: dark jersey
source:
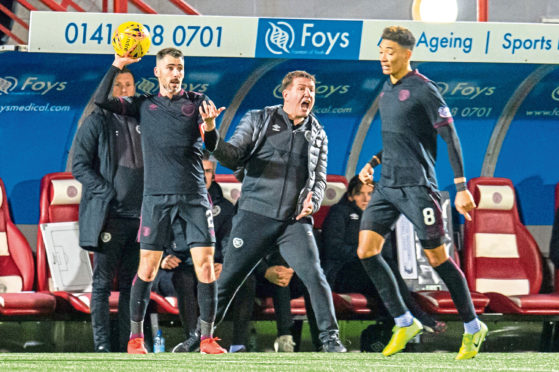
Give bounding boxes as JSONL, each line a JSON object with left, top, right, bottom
{"left": 378, "top": 70, "right": 453, "bottom": 190}
{"left": 95, "top": 66, "right": 213, "bottom": 197}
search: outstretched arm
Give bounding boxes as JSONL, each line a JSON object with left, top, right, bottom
{"left": 210, "top": 110, "right": 259, "bottom": 170}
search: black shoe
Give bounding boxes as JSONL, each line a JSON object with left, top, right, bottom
{"left": 95, "top": 345, "right": 110, "bottom": 353}
{"left": 172, "top": 332, "right": 200, "bottom": 353}
{"left": 423, "top": 321, "right": 447, "bottom": 335}
{"left": 319, "top": 331, "right": 347, "bottom": 353}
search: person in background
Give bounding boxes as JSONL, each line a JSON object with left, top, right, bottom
{"left": 321, "top": 175, "right": 445, "bottom": 335}
{"left": 73, "top": 67, "right": 141, "bottom": 352}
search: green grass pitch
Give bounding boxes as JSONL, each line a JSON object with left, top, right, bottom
{"left": 1, "top": 352, "right": 558, "bottom": 371}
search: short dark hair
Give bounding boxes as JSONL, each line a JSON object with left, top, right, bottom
{"left": 116, "top": 66, "right": 134, "bottom": 80}
{"left": 381, "top": 26, "right": 416, "bottom": 50}
{"left": 281, "top": 70, "right": 316, "bottom": 91}
{"left": 156, "top": 47, "right": 183, "bottom": 61}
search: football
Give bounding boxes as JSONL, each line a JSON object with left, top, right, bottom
{"left": 111, "top": 21, "right": 151, "bottom": 58}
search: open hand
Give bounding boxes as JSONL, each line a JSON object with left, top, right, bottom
{"left": 199, "top": 100, "right": 226, "bottom": 132}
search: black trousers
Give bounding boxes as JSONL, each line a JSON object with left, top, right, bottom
{"left": 91, "top": 217, "right": 140, "bottom": 352}
{"left": 216, "top": 209, "right": 338, "bottom": 335}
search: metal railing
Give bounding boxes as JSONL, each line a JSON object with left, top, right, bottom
{"left": 0, "top": 0, "right": 200, "bottom": 45}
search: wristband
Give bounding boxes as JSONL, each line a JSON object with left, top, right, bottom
{"left": 455, "top": 182, "right": 467, "bottom": 191}
{"left": 368, "top": 156, "right": 380, "bottom": 168}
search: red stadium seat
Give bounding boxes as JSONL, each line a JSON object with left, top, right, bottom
{"left": 36, "top": 172, "right": 120, "bottom": 314}
{"left": 0, "top": 178, "right": 56, "bottom": 316}
{"left": 463, "top": 177, "right": 559, "bottom": 315}
{"left": 413, "top": 250, "right": 490, "bottom": 315}
{"left": 313, "top": 175, "right": 348, "bottom": 229}
{"left": 214, "top": 174, "right": 349, "bottom": 229}
{"left": 554, "top": 183, "right": 559, "bottom": 291}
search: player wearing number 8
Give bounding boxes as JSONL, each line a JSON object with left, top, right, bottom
{"left": 356, "top": 26, "right": 487, "bottom": 360}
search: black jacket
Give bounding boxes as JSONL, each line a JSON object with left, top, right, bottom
{"left": 72, "top": 108, "right": 140, "bottom": 250}
{"left": 212, "top": 105, "right": 328, "bottom": 217}
{"left": 208, "top": 182, "right": 235, "bottom": 263}
{"left": 321, "top": 196, "right": 362, "bottom": 285}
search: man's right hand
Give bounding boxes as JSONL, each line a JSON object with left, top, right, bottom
{"left": 161, "top": 254, "right": 182, "bottom": 270}
{"left": 359, "top": 163, "right": 374, "bottom": 185}
{"left": 112, "top": 53, "right": 141, "bottom": 70}
{"left": 264, "top": 265, "right": 294, "bottom": 287}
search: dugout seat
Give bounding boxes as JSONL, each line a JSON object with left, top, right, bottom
{"left": 36, "top": 172, "right": 120, "bottom": 314}
{"left": 463, "top": 177, "right": 559, "bottom": 315}
{"left": 313, "top": 175, "right": 348, "bottom": 229}
{"left": 412, "top": 249, "right": 490, "bottom": 315}
{"left": 554, "top": 182, "right": 559, "bottom": 291}
{"left": 0, "top": 178, "right": 56, "bottom": 316}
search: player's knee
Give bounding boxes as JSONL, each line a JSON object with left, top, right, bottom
{"left": 423, "top": 245, "right": 448, "bottom": 267}
{"left": 195, "top": 258, "right": 214, "bottom": 282}
{"left": 357, "top": 241, "right": 381, "bottom": 259}
{"left": 357, "top": 230, "right": 384, "bottom": 259}
{"left": 138, "top": 268, "right": 158, "bottom": 282}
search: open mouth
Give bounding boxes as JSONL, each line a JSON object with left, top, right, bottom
{"left": 301, "top": 100, "right": 311, "bottom": 111}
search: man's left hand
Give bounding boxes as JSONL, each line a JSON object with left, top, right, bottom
{"left": 455, "top": 190, "right": 476, "bottom": 221}
{"left": 199, "top": 100, "right": 226, "bottom": 132}
{"left": 296, "top": 192, "right": 314, "bottom": 220}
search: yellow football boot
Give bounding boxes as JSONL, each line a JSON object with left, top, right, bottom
{"left": 382, "top": 318, "right": 423, "bottom": 356}
{"left": 455, "top": 321, "right": 488, "bottom": 360}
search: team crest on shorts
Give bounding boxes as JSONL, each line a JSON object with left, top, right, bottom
{"left": 100, "top": 232, "right": 112, "bottom": 243}
{"left": 232, "top": 237, "right": 244, "bottom": 249}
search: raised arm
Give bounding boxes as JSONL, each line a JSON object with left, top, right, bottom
{"left": 94, "top": 54, "right": 141, "bottom": 117}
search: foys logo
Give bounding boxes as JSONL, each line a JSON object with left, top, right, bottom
{"left": 0, "top": 76, "right": 67, "bottom": 95}
{"left": 256, "top": 18, "right": 362, "bottom": 60}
